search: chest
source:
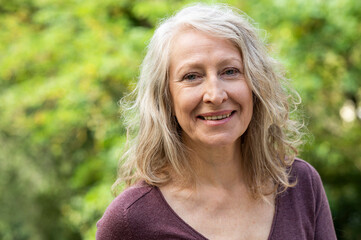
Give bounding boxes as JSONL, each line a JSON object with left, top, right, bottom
{"left": 165, "top": 193, "right": 275, "bottom": 240}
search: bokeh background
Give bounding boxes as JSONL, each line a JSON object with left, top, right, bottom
{"left": 0, "top": 0, "right": 360, "bottom": 239}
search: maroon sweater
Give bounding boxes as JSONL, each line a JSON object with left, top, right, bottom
{"left": 96, "top": 159, "right": 337, "bottom": 239}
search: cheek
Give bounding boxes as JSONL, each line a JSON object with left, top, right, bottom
{"left": 245, "top": 92, "right": 253, "bottom": 115}
{"left": 173, "top": 95, "right": 194, "bottom": 121}
{"left": 246, "top": 91, "right": 253, "bottom": 109}
{"left": 170, "top": 90, "right": 189, "bottom": 124}
{"left": 245, "top": 92, "right": 254, "bottom": 122}
{"left": 171, "top": 87, "right": 200, "bottom": 117}
{"left": 233, "top": 84, "right": 253, "bottom": 119}
{"left": 234, "top": 83, "right": 252, "bottom": 102}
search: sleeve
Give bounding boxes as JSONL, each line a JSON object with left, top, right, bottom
{"left": 96, "top": 204, "right": 133, "bottom": 240}
{"left": 310, "top": 167, "right": 337, "bottom": 240}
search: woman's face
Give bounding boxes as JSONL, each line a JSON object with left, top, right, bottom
{"left": 169, "top": 29, "right": 253, "bottom": 148}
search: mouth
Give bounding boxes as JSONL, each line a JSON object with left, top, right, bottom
{"left": 197, "top": 111, "right": 235, "bottom": 121}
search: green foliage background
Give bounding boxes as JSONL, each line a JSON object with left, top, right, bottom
{"left": 0, "top": 0, "right": 360, "bottom": 239}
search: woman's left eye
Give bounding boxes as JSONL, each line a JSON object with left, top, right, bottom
{"left": 223, "top": 68, "right": 239, "bottom": 76}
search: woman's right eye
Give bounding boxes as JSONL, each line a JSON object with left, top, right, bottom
{"left": 182, "top": 73, "right": 199, "bottom": 81}
{"left": 183, "top": 74, "right": 197, "bottom": 80}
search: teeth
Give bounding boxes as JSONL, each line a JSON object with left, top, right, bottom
{"left": 204, "top": 113, "right": 231, "bottom": 120}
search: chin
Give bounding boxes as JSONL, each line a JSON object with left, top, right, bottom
{"left": 199, "top": 135, "right": 241, "bottom": 147}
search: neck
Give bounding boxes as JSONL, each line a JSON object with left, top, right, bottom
{"left": 185, "top": 138, "right": 244, "bottom": 189}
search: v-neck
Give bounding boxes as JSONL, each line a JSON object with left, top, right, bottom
{"left": 154, "top": 186, "right": 279, "bottom": 240}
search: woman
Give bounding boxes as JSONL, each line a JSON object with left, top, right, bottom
{"left": 97, "top": 4, "right": 337, "bottom": 240}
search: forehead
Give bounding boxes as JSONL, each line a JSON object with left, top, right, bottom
{"left": 171, "top": 28, "right": 240, "bottom": 53}
{"left": 169, "top": 28, "right": 242, "bottom": 69}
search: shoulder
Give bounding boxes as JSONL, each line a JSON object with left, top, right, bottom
{"left": 281, "top": 158, "right": 327, "bottom": 213}
{"left": 271, "top": 158, "right": 337, "bottom": 239}
{"left": 289, "top": 158, "right": 323, "bottom": 192}
{"left": 290, "top": 158, "right": 319, "bottom": 177}
{"left": 96, "top": 181, "right": 155, "bottom": 240}
{"left": 112, "top": 181, "right": 154, "bottom": 209}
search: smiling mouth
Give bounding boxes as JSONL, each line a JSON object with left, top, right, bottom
{"left": 198, "top": 111, "right": 235, "bottom": 120}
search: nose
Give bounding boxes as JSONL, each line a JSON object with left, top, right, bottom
{"left": 202, "top": 74, "right": 228, "bottom": 105}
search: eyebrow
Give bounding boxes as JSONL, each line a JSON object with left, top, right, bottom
{"left": 174, "top": 57, "right": 243, "bottom": 76}
{"left": 174, "top": 62, "right": 202, "bottom": 76}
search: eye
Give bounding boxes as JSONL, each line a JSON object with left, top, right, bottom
{"left": 223, "top": 68, "right": 239, "bottom": 76}
{"left": 182, "top": 73, "right": 200, "bottom": 81}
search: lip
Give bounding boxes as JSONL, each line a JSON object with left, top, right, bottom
{"left": 197, "top": 110, "right": 235, "bottom": 126}
{"left": 198, "top": 110, "right": 234, "bottom": 117}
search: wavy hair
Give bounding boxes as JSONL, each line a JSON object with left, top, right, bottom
{"left": 113, "top": 3, "right": 305, "bottom": 199}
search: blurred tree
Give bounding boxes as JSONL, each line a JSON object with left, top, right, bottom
{"left": 0, "top": 0, "right": 359, "bottom": 239}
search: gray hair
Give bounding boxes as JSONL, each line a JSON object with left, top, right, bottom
{"left": 114, "top": 3, "right": 304, "bottom": 198}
